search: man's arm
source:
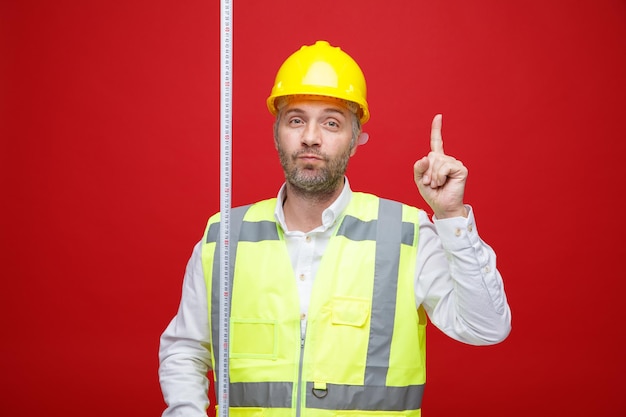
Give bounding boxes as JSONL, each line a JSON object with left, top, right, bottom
{"left": 159, "top": 241, "right": 212, "bottom": 417}
{"left": 415, "top": 208, "right": 511, "bottom": 344}
{"left": 413, "top": 115, "right": 511, "bottom": 344}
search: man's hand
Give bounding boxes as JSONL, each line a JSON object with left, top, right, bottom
{"left": 413, "top": 114, "right": 468, "bottom": 219}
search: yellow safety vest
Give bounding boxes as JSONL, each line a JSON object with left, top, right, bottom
{"left": 202, "top": 192, "right": 427, "bottom": 417}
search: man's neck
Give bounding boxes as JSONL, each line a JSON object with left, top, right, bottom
{"left": 282, "top": 183, "right": 343, "bottom": 233}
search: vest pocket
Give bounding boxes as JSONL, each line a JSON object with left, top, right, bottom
{"left": 309, "top": 296, "right": 371, "bottom": 383}
{"left": 231, "top": 319, "right": 278, "bottom": 359}
{"left": 331, "top": 296, "right": 370, "bottom": 327}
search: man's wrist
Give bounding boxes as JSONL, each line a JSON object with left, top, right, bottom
{"left": 434, "top": 206, "right": 468, "bottom": 219}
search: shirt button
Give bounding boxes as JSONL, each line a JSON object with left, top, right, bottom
{"left": 484, "top": 266, "right": 491, "bottom": 273}
{"left": 455, "top": 228, "right": 462, "bottom": 237}
{"left": 468, "top": 224, "right": 474, "bottom": 233}
{"left": 300, "top": 313, "right": 306, "bottom": 320}
{"left": 305, "top": 236, "right": 311, "bottom": 243}
{"left": 299, "top": 274, "right": 305, "bottom": 281}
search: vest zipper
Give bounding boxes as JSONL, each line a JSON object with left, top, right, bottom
{"left": 295, "top": 332, "right": 305, "bottom": 417}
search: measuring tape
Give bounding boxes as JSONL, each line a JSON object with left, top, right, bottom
{"left": 219, "top": 0, "right": 232, "bottom": 416}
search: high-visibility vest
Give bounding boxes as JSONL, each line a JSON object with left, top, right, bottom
{"left": 202, "top": 192, "right": 427, "bottom": 417}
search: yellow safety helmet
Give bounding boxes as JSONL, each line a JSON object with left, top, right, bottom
{"left": 267, "top": 40, "right": 370, "bottom": 124}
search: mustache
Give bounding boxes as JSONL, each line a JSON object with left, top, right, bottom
{"left": 292, "top": 148, "right": 327, "bottom": 160}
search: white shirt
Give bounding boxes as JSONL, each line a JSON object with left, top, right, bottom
{"left": 158, "top": 178, "right": 512, "bottom": 417}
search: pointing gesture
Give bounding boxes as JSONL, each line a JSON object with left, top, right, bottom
{"left": 430, "top": 113, "right": 445, "bottom": 155}
{"left": 413, "top": 114, "right": 468, "bottom": 218}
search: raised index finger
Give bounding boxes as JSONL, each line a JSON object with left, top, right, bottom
{"left": 430, "top": 114, "right": 444, "bottom": 154}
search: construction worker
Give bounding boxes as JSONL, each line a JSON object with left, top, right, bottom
{"left": 159, "top": 40, "right": 511, "bottom": 417}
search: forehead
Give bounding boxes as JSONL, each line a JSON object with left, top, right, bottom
{"left": 279, "top": 96, "right": 352, "bottom": 117}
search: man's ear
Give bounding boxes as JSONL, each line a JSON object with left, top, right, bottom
{"left": 350, "top": 132, "right": 369, "bottom": 156}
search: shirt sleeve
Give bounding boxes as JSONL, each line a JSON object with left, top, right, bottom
{"left": 159, "top": 241, "right": 213, "bottom": 417}
{"left": 414, "top": 206, "right": 512, "bottom": 345}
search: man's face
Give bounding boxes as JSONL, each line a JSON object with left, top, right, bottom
{"left": 275, "top": 97, "right": 357, "bottom": 196}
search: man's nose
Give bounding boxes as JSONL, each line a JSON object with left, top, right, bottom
{"left": 301, "top": 123, "right": 321, "bottom": 146}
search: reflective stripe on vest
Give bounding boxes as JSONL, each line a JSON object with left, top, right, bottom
{"left": 204, "top": 195, "right": 424, "bottom": 412}
{"left": 223, "top": 381, "right": 424, "bottom": 411}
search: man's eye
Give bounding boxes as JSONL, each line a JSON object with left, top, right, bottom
{"left": 289, "top": 118, "right": 303, "bottom": 125}
{"left": 327, "top": 121, "right": 339, "bottom": 128}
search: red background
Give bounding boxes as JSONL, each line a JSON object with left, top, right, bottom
{"left": 2, "top": 1, "right": 626, "bottom": 416}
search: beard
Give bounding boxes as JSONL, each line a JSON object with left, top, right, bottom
{"left": 277, "top": 144, "right": 352, "bottom": 198}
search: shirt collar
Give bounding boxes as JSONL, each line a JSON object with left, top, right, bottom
{"left": 274, "top": 177, "right": 353, "bottom": 233}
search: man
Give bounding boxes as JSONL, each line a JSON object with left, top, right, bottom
{"left": 159, "top": 40, "right": 511, "bottom": 417}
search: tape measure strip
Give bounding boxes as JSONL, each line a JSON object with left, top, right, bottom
{"left": 219, "top": 0, "right": 232, "bottom": 416}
